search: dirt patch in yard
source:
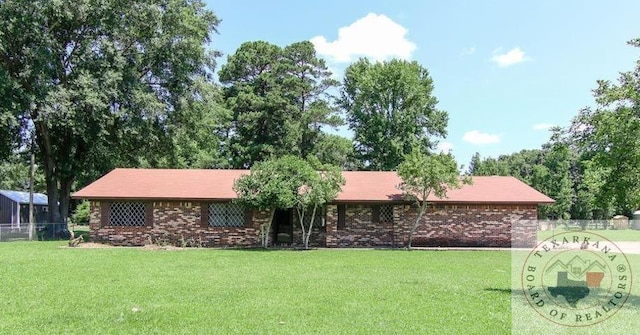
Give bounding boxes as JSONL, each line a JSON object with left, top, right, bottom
{"left": 61, "top": 242, "right": 186, "bottom": 250}
{"left": 62, "top": 242, "right": 115, "bottom": 248}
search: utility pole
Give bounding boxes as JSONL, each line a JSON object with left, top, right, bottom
{"left": 28, "top": 147, "right": 35, "bottom": 241}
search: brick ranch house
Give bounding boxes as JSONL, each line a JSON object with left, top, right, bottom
{"left": 72, "top": 168, "right": 554, "bottom": 248}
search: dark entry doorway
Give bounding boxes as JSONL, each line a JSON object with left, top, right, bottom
{"left": 273, "top": 209, "right": 293, "bottom": 245}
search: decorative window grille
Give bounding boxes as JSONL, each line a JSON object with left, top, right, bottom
{"left": 379, "top": 205, "right": 393, "bottom": 223}
{"left": 302, "top": 206, "right": 324, "bottom": 226}
{"left": 110, "top": 202, "right": 145, "bottom": 226}
{"left": 208, "top": 203, "right": 245, "bottom": 227}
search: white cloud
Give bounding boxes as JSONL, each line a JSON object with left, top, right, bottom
{"left": 462, "top": 130, "right": 501, "bottom": 145}
{"left": 532, "top": 123, "right": 556, "bottom": 131}
{"left": 310, "top": 13, "right": 416, "bottom": 63}
{"left": 491, "top": 47, "right": 530, "bottom": 67}
{"left": 459, "top": 46, "right": 476, "bottom": 58}
{"left": 436, "top": 141, "right": 454, "bottom": 153}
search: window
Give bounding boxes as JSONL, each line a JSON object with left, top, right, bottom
{"left": 379, "top": 205, "right": 393, "bottom": 223}
{"left": 372, "top": 205, "right": 393, "bottom": 223}
{"left": 302, "top": 206, "right": 324, "bottom": 227}
{"left": 109, "top": 202, "right": 146, "bottom": 226}
{"left": 208, "top": 203, "right": 245, "bottom": 227}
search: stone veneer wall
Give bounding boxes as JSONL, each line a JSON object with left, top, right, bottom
{"left": 89, "top": 201, "right": 270, "bottom": 247}
{"left": 90, "top": 201, "right": 538, "bottom": 248}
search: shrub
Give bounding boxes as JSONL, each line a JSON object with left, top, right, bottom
{"left": 71, "top": 201, "right": 90, "bottom": 225}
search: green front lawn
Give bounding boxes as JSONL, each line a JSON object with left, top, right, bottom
{"left": 538, "top": 228, "right": 640, "bottom": 242}
{"left": 0, "top": 242, "right": 511, "bottom": 334}
{"left": 1, "top": 242, "right": 638, "bottom": 334}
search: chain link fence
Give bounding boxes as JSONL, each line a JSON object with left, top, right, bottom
{"left": 0, "top": 223, "right": 72, "bottom": 242}
{"left": 538, "top": 219, "right": 640, "bottom": 231}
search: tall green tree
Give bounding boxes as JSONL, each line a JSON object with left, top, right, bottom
{"left": 532, "top": 141, "right": 574, "bottom": 220}
{"left": 339, "top": 58, "right": 448, "bottom": 170}
{"left": 309, "top": 133, "right": 355, "bottom": 169}
{"left": 569, "top": 38, "right": 640, "bottom": 216}
{"left": 168, "top": 78, "right": 232, "bottom": 169}
{"left": 469, "top": 149, "right": 543, "bottom": 183}
{"left": 0, "top": 0, "right": 220, "bottom": 224}
{"left": 281, "top": 42, "right": 342, "bottom": 158}
{"left": 397, "top": 149, "right": 468, "bottom": 249}
{"left": 466, "top": 152, "right": 482, "bottom": 175}
{"left": 219, "top": 41, "right": 341, "bottom": 168}
{"left": 467, "top": 146, "right": 574, "bottom": 219}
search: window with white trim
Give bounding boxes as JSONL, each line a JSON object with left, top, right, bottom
{"left": 109, "top": 202, "right": 146, "bottom": 226}
{"left": 208, "top": 203, "right": 245, "bottom": 227}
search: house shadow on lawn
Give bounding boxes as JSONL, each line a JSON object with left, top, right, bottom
{"left": 227, "top": 246, "right": 318, "bottom": 252}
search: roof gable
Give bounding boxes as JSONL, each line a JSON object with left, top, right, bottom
{"left": 73, "top": 168, "right": 555, "bottom": 204}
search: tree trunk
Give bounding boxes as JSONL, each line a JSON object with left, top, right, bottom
{"left": 59, "top": 177, "right": 73, "bottom": 224}
{"left": 261, "top": 208, "right": 275, "bottom": 248}
{"left": 35, "top": 121, "right": 62, "bottom": 226}
{"left": 45, "top": 174, "right": 61, "bottom": 224}
{"left": 296, "top": 207, "right": 307, "bottom": 249}
{"left": 407, "top": 203, "right": 428, "bottom": 250}
{"left": 303, "top": 205, "right": 318, "bottom": 250}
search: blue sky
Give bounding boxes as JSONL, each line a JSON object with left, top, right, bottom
{"left": 205, "top": 0, "right": 640, "bottom": 167}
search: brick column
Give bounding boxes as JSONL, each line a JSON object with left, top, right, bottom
{"left": 325, "top": 204, "right": 338, "bottom": 247}
{"left": 392, "top": 205, "right": 411, "bottom": 247}
{"left": 88, "top": 201, "right": 101, "bottom": 242}
{"left": 512, "top": 217, "right": 538, "bottom": 248}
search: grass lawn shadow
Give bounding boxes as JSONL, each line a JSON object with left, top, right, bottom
{"left": 484, "top": 287, "right": 517, "bottom": 295}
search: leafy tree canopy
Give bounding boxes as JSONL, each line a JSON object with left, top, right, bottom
{"left": 234, "top": 155, "right": 344, "bottom": 249}
{"left": 219, "top": 40, "right": 342, "bottom": 168}
{"left": 0, "top": 0, "right": 220, "bottom": 223}
{"left": 340, "top": 58, "right": 448, "bottom": 171}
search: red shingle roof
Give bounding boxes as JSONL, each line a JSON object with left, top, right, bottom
{"left": 72, "top": 168, "right": 555, "bottom": 204}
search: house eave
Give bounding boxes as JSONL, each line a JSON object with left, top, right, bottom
{"left": 73, "top": 195, "right": 554, "bottom": 206}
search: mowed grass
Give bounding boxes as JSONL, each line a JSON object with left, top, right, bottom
{"left": 511, "top": 251, "right": 640, "bottom": 335}
{"left": 538, "top": 228, "right": 640, "bottom": 242}
{"left": 0, "top": 242, "right": 512, "bottom": 334}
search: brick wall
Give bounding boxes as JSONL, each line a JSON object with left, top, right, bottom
{"left": 328, "top": 203, "right": 537, "bottom": 248}
{"left": 89, "top": 201, "right": 538, "bottom": 248}
{"left": 400, "top": 204, "right": 538, "bottom": 248}
{"left": 333, "top": 204, "right": 394, "bottom": 247}
{"left": 90, "top": 201, "right": 270, "bottom": 247}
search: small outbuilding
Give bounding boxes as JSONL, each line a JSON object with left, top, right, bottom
{"left": 611, "top": 215, "right": 629, "bottom": 230}
{"left": 0, "top": 190, "right": 49, "bottom": 227}
{"left": 632, "top": 210, "right": 640, "bottom": 230}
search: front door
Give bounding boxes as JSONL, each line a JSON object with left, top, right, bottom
{"left": 273, "top": 209, "right": 293, "bottom": 245}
